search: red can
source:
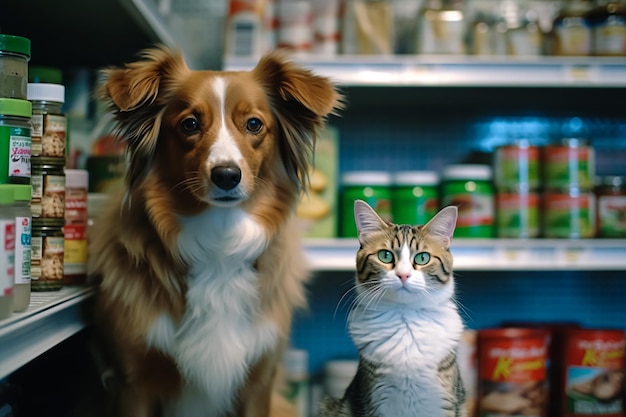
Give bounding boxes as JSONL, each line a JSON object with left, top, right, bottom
{"left": 561, "top": 329, "right": 625, "bottom": 417}
{"left": 477, "top": 328, "right": 550, "bottom": 417}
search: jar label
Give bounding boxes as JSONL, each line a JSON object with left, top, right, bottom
{"left": 31, "top": 235, "right": 64, "bottom": 282}
{"left": 31, "top": 174, "right": 66, "bottom": 218}
{"left": 544, "top": 146, "right": 595, "bottom": 188}
{"left": 14, "top": 216, "right": 31, "bottom": 284}
{"left": 0, "top": 219, "right": 15, "bottom": 295}
{"left": 30, "top": 114, "right": 67, "bottom": 158}
{"left": 7, "top": 127, "right": 31, "bottom": 180}
{"left": 598, "top": 195, "right": 626, "bottom": 238}
{"left": 555, "top": 25, "right": 592, "bottom": 56}
{"left": 496, "top": 192, "right": 540, "bottom": 238}
{"left": 543, "top": 192, "right": 596, "bottom": 238}
{"left": 494, "top": 146, "right": 540, "bottom": 188}
{"left": 65, "top": 187, "right": 88, "bottom": 225}
{"left": 593, "top": 23, "right": 626, "bottom": 55}
{"left": 63, "top": 224, "right": 88, "bottom": 275}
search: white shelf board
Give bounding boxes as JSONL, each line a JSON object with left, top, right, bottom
{"left": 0, "top": 286, "right": 94, "bottom": 379}
{"left": 224, "top": 55, "right": 626, "bottom": 87}
{"left": 305, "top": 238, "right": 626, "bottom": 271}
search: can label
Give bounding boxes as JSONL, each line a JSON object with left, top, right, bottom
{"left": 495, "top": 145, "right": 540, "bottom": 188}
{"left": 562, "top": 331, "right": 625, "bottom": 417}
{"left": 0, "top": 219, "right": 15, "bottom": 295}
{"left": 31, "top": 174, "right": 66, "bottom": 218}
{"left": 544, "top": 191, "right": 596, "bottom": 238}
{"left": 442, "top": 181, "right": 494, "bottom": 238}
{"left": 14, "top": 216, "right": 31, "bottom": 284}
{"left": 31, "top": 235, "right": 64, "bottom": 283}
{"left": 478, "top": 334, "right": 549, "bottom": 417}
{"left": 30, "top": 113, "right": 67, "bottom": 158}
{"left": 544, "top": 145, "right": 595, "bottom": 189}
{"left": 63, "top": 224, "right": 88, "bottom": 277}
{"left": 496, "top": 192, "right": 540, "bottom": 238}
{"left": 597, "top": 195, "right": 626, "bottom": 238}
{"left": 391, "top": 185, "right": 438, "bottom": 226}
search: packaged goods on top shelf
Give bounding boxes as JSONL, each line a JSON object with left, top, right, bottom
{"left": 224, "top": 0, "right": 626, "bottom": 58}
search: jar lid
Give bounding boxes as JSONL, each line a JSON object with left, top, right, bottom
{"left": 12, "top": 185, "right": 32, "bottom": 201}
{"left": 65, "top": 169, "right": 89, "bottom": 188}
{"left": 0, "top": 34, "right": 31, "bottom": 59}
{"left": 342, "top": 171, "right": 392, "bottom": 186}
{"left": 27, "top": 83, "right": 65, "bottom": 103}
{"left": 0, "top": 98, "right": 32, "bottom": 118}
{"left": 0, "top": 185, "right": 15, "bottom": 204}
{"left": 393, "top": 171, "right": 439, "bottom": 186}
{"left": 558, "top": 137, "right": 589, "bottom": 147}
{"left": 31, "top": 156, "right": 66, "bottom": 167}
{"left": 443, "top": 164, "right": 492, "bottom": 181}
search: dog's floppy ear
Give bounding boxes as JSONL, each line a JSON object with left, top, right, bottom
{"left": 253, "top": 52, "right": 343, "bottom": 189}
{"left": 97, "top": 46, "right": 189, "bottom": 190}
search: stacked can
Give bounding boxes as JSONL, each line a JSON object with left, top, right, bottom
{"left": 494, "top": 140, "right": 541, "bottom": 238}
{"left": 27, "top": 82, "right": 67, "bottom": 291}
{"left": 542, "top": 138, "right": 596, "bottom": 238}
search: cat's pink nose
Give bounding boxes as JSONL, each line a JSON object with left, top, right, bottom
{"left": 397, "top": 272, "right": 410, "bottom": 284}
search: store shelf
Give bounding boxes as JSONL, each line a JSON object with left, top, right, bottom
{"left": 305, "top": 238, "right": 626, "bottom": 271}
{"left": 0, "top": 287, "right": 94, "bottom": 379}
{"left": 224, "top": 55, "right": 626, "bottom": 87}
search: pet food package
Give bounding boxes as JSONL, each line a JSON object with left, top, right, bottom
{"left": 225, "top": 0, "right": 277, "bottom": 57}
{"left": 341, "top": 0, "right": 394, "bottom": 55}
{"left": 297, "top": 126, "right": 339, "bottom": 238}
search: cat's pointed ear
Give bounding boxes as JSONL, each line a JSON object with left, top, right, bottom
{"left": 354, "top": 200, "right": 387, "bottom": 236}
{"left": 424, "top": 206, "right": 458, "bottom": 248}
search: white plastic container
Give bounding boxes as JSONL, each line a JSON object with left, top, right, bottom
{"left": 12, "top": 184, "right": 32, "bottom": 312}
{"left": 323, "top": 359, "right": 358, "bottom": 399}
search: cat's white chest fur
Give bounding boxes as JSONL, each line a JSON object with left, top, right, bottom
{"left": 146, "top": 207, "right": 278, "bottom": 417}
{"left": 349, "top": 304, "right": 463, "bottom": 417}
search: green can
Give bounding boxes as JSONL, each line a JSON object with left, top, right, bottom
{"left": 391, "top": 171, "right": 439, "bottom": 226}
{"left": 496, "top": 187, "right": 540, "bottom": 238}
{"left": 442, "top": 164, "right": 495, "bottom": 238}
{"left": 0, "top": 98, "right": 32, "bottom": 184}
{"left": 341, "top": 171, "right": 392, "bottom": 238}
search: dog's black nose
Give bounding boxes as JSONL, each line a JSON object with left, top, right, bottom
{"left": 211, "top": 166, "right": 242, "bottom": 190}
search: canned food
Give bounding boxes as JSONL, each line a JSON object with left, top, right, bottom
{"left": 341, "top": 171, "right": 392, "bottom": 238}
{"left": 494, "top": 140, "right": 540, "bottom": 189}
{"left": 477, "top": 328, "right": 550, "bottom": 417}
{"left": 391, "top": 171, "right": 439, "bottom": 226}
{"left": 442, "top": 164, "right": 495, "bottom": 238}
{"left": 560, "top": 329, "right": 625, "bottom": 417}
{"left": 543, "top": 188, "right": 596, "bottom": 238}
{"left": 595, "top": 176, "right": 626, "bottom": 238}
{"left": 496, "top": 187, "right": 540, "bottom": 238}
{"left": 31, "top": 157, "right": 66, "bottom": 220}
{"left": 31, "top": 220, "right": 64, "bottom": 291}
{"left": 544, "top": 138, "right": 595, "bottom": 189}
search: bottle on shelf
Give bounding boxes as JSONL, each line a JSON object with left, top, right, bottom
{"left": 551, "top": 0, "right": 593, "bottom": 56}
{"left": 585, "top": 0, "right": 626, "bottom": 56}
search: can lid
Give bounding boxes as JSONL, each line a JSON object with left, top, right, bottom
{"left": 443, "top": 164, "right": 492, "bottom": 181}
{"left": 0, "top": 185, "right": 15, "bottom": 204}
{"left": 12, "top": 185, "right": 32, "bottom": 201}
{"left": 0, "top": 98, "right": 32, "bottom": 118}
{"left": 65, "top": 169, "right": 89, "bottom": 189}
{"left": 0, "top": 34, "right": 31, "bottom": 58}
{"left": 27, "top": 83, "right": 66, "bottom": 103}
{"left": 393, "top": 171, "right": 439, "bottom": 186}
{"left": 558, "top": 137, "right": 589, "bottom": 147}
{"left": 342, "top": 171, "right": 392, "bottom": 186}
{"left": 477, "top": 327, "right": 549, "bottom": 340}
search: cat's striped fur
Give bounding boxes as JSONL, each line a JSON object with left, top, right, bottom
{"left": 318, "top": 200, "right": 466, "bottom": 417}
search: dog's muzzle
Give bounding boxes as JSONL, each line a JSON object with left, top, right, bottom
{"left": 211, "top": 165, "right": 242, "bottom": 191}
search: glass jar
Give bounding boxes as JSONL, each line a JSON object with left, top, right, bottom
{"left": 0, "top": 98, "right": 32, "bottom": 185}
{"left": 595, "top": 175, "right": 626, "bottom": 237}
{"left": 31, "top": 157, "right": 66, "bottom": 220}
{"left": 0, "top": 184, "right": 15, "bottom": 319}
{"left": 11, "top": 184, "right": 32, "bottom": 311}
{"left": 585, "top": 0, "right": 626, "bottom": 56}
{"left": 391, "top": 170, "right": 439, "bottom": 226}
{"left": 31, "top": 219, "right": 64, "bottom": 291}
{"left": 0, "top": 34, "right": 31, "bottom": 99}
{"left": 27, "top": 83, "right": 67, "bottom": 160}
{"left": 341, "top": 171, "right": 392, "bottom": 238}
{"left": 441, "top": 164, "right": 495, "bottom": 238}
{"left": 552, "top": 0, "right": 593, "bottom": 56}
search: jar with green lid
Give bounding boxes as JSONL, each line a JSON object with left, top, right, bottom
{"left": 391, "top": 170, "right": 439, "bottom": 226}
{"left": 442, "top": 164, "right": 495, "bottom": 238}
{"left": 11, "top": 184, "right": 32, "bottom": 311}
{"left": 0, "top": 98, "right": 32, "bottom": 184}
{"left": 27, "top": 83, "right": 67, "bottom": 159}
{"left": 31, "top": 219, "right": 64, "bottom": 291}
{"left": 341, "top": 171, "right": 392, "bottom": 238}
{"left": 31, "top": 157, "right": 66, "bottom": 221}
{"left": 0, "top": 34, "right": 31, "bottom": 99}
{"left": 0, "top": 184, "right": 15, "bottom": 319}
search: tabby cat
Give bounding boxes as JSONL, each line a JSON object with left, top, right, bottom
{"left": 318, "top": 199, "right": 466, "bottom": 417}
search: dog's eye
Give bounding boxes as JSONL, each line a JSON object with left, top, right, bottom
{"left": 246, "top": 118, "right": 263, "bottom": 133}
{"left": 181, "top": 117, "right": 199, "bottom": 134}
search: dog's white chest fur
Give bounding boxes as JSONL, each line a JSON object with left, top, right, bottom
{"left": 146, "top": 207, "right": 277, "bottom": 417}
{"left": 349, "top": 305, "right": 463, "bottom": 417}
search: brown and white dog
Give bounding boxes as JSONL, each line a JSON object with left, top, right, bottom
{"left": 87, "top": 46, "right": 341, "bottom": 417}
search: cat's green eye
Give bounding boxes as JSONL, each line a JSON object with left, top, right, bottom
{"left": 377, "top": 250, "right": 394, "bottom": 264}
{"left": 414, "top": 252, "right": 430, "bottom": 265}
